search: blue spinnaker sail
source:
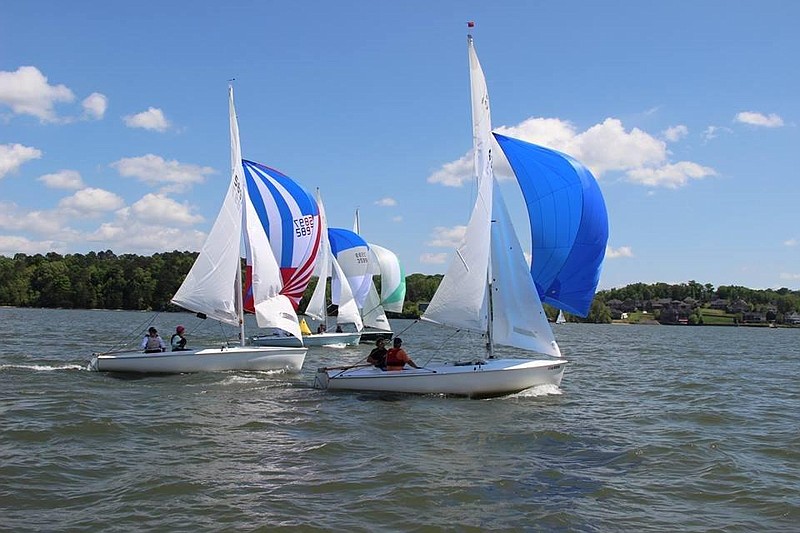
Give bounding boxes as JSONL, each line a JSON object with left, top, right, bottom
{"left": 493, "top": 133, "right": 608, "bottom": 317}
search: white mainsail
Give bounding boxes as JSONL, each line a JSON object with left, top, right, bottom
{"left": 422, "top": 34, "right": 493, "bottom": 334}
{"left": 171, "top": 87, "right": 248, "bottom": 327}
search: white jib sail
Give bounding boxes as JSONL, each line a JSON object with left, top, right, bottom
{"left": 490, "top": 180, "right": 561, "bottom": 357}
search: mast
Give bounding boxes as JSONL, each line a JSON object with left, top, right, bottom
{"left": 229, "top": 84, "right": 246, "bottom": 346}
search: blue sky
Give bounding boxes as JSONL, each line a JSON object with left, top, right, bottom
{"left": 1, "top": 1, "right": 798, "bottom": 291}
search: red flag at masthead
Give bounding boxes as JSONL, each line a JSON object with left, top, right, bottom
{"left": 467, "top": 21, "right": 475, "bottom": 28}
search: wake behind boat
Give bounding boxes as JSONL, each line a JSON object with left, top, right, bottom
{"left": 314, "top": 28, "right": 607, "bottom": 398}
{"left": 90, "top": 86, "right": 306, "bottom": 374}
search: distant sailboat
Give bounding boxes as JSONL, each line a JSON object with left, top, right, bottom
{"left": 352, "top": 209, "right": 405, "bottom": 343}
{"left": 91, "top": 87, "right": 307, "bottom": 373}
{"left": 556, "top": 310, "right": 566, "bottom": 324}
{"left": 298, "top": 189, "right": 363, "bottom": 346}
{"left": 315, "top": 30, "right": 606, "bottom": 397}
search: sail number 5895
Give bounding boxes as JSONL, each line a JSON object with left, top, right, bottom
{"left": 294, "top": 216, "right": 315, "bottom": 237}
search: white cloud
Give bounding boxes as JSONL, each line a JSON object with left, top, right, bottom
{"left": 420, "top": 252, "right": 449, "bottom": 264}
{"left": 779, "top": 272, "right": 800, "bottom": 281}
{"left": 392, "top": 216, "right": 403, "bottom": 223}
{"left": 0, "top": 143, "right": 42, "bottom": 179}
{"left": 626, "top": 161, "right": 716, "bottom": 189}
{"left": 0, "top": 235, "right": 64, "bottom": 256}
{"left": 82, "top": 92, "right": 107, "bottom": 120}
{"left": 735, "top": 111, "right": 784, "bottom": 128}
{"left": 663, "top": 125, "right": 688, "bottom": 142}
{"left": 85, "top": 221, "right": 207, "bottom": 254}
{"left": 427, "top": 225, "right": 466, "bottom": 248}
{"left": 128, "top": 193, "right": 204, "bottom": 225}
{"left": 427, "top": 116, "right": 708, "bottom": 189}
{"left": 123, "top": 107, "right": 170, "bottom": 131}
{"left": 58, "top": 187, "right": 126, "bottom": 215}
{"left": 703, "top": 126, "right": 719, "bottom": 141}
{"left": 0, "top": 202, "right": 66, "bottom": 234}
{"left": 374, "top": 197, "right": 397, "bottom": 207}
{"left": 38, "top": 170, "right": 84, "bottom": 189}
{"left": 428, "top": 157, "right": 474, "bottom": 187}
{"left": 606, "top": 245, "right": 634, "bottom": 259}
{"left": 111, "top": 154, "right": 214, "bottom": 191}
{"left": 784, "top": 238, "right": 797, "bottom": 247}
{"left": 0, "top": 66, "right": 75, "bottom": 122}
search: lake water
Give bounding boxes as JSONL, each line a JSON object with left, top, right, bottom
{"left": 1, "top": 307, "right": 798, "bottom": 531}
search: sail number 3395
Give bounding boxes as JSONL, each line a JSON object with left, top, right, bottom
{"left": 294, "top": 216, "right": 315, "bottom": 237}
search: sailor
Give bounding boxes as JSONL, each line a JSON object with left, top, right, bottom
{"left": 170, "top": 325, "right": 188, "bottom": 351}
{"left": 385, "top": 337, "right": 421, "bottom": 371}
{"left": 141, "top": 327, "right": 167, "bottom": 353}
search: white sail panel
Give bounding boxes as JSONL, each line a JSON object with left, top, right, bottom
{"left": 330, "top": 255, "right": 363, "bottom": 331}
{"left": 422, "top": 163, "right": 491, "bottom": 332}
{"left": 490, "top": 181, "right": 561, "bottom": 357}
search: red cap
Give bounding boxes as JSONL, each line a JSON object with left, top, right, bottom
{"left": 176, "top": 325, "right": 185, "bottom": 333}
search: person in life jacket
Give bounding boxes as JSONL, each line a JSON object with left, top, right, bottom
{"left": 170, "top": 325, "right": 188, "bottom": 351}
{"left": 141, "top": 327, "right": 167, "bottom": 353}
{"left": 385, "top": 337, "right": 421, "bottom": 371}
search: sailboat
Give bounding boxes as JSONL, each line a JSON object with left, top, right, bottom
{"left": 314, "top": 31, "right": 607, "bottom": 398}
{"left": 90, "top": 87, "right": 307, "bottom": 373}
{"left": 353, "top": 210, "right": 405, "bottom": 344}
{"left": 297, "top": 190, "right": 363, "bottom": 346}
{"left": 556, "top": 310, "right": 566, "bottom": 324}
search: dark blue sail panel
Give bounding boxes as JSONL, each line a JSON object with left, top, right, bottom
{"left": 328, "top": 227, "right": 368, "bottom": 255}
{"left": 493, "top": 133, "right": 608, "bottom": 317}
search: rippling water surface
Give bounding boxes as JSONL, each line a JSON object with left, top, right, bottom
{"left": 1, "top": 308, "right": 798, "bottom": 531}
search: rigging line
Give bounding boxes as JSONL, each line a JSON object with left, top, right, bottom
{"left": 394, "top": 319, "right": 419, "bottom": 338}
{"left": 420, "top": 327, "right": 463, "bottom": 367}
{"left": 104, "top": 312, "right": 162, "bottom": 353}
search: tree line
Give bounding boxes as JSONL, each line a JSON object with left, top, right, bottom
{"left": 0, "top": 251, "right": 444, "bottom": 316}
{"left": 2, "top": 252, "right": 798, "bottom": 320}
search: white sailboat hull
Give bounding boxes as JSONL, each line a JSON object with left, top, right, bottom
{"left": 314, "top": 358, "right": 566, "bottom": 399}
{"left": 251, "top": 332, "right": 361, "bottom": 347}
{"left": 90, "top": 345, "right": 307, "bottom": 374}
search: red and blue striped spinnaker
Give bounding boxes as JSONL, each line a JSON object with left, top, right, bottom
{"left": 242, "top": 160, "right": 320, "bottom": 310}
